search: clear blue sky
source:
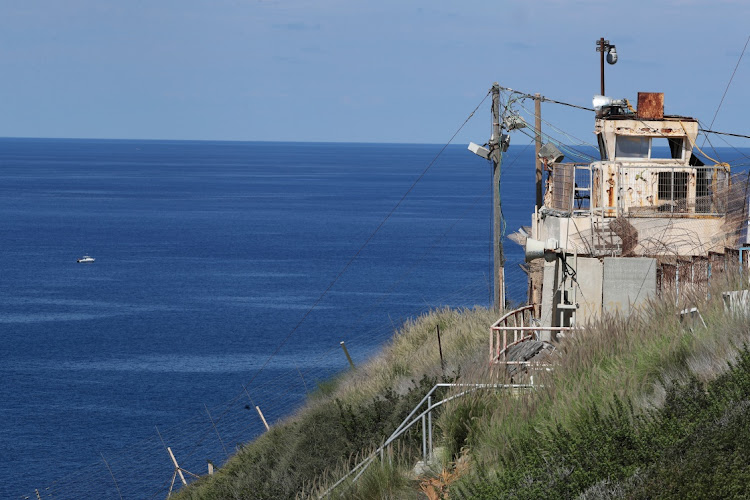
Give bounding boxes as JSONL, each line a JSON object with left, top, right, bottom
{"left": 1, "top": 1, "right": 748, "bottom": 146}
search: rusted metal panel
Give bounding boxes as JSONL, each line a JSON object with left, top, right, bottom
{"left": 592, "top": 167, "right": 602, "bottom": 207}
{"left": 660, "top": 262, "right": 677, "bottom": 294}
{"left": 605, "top": 163, "right": 617, "bottom": 215}
{"left": 693, "top": 256, "right": 709, "bottom": 297}
{"left": 637, "top": 92, "right": 664, "bottom": 120}
{"left": 678, "top": 258, "right": 693, "bottom": 296}
{"left": 551, "top": 163, "right": 575, "bottom": 211}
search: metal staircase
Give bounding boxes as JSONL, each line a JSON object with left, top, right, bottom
{"left": 590, "top": 209, "right": 622, "bottom": 256}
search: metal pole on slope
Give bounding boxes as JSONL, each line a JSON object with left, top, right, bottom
{"left": 489, "top": 83, "right": 506, "bottom": 312}
{"left": 436, "top": 324, "right": 444, "bottom": 373}
{"left": 340, "top": 341, "right": 356, "bottom": 369}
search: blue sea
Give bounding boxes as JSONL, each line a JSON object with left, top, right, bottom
{"left": 0, "top": 138, "right": 537, "bottom": 499}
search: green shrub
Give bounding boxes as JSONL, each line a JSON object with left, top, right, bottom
{"left": 452, "top": 346, "right": 750, "bottom": 499}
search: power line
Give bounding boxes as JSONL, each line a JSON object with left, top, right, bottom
{"left": 702, "top": 34, "right": 750, "bottom": 147}
{"left": 700, "top": 128, "right": 750, "bottom": 140}
{"left": 497, "top": 86, "right": 594, "bottom": 112}
{"left": 239, "top": 89, "right": 492, "bottom": 391}
{"left": 150, "top": 91, "right": 499, "bottom": 469}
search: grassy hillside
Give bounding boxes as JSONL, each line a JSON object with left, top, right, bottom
{"left": 174, "top": 306, "right": 496, "bottom": 499}
{"left": 176, "top": 279, "right": 750, "bottom": 499}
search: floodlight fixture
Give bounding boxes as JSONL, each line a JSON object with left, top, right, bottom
{"left": 538, "top": 142, "right": 564, "bottom": 165}
{"left": 468, "top": 142, "right": 490, "bottom": 160}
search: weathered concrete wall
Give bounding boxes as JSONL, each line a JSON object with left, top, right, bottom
{"left": 539, "top": 256, "right": 656, "bottom": 327}
{"left": 576, "top": 257, "right": 603, "bottom": 324}
{"left": 536, "top": 216, "right": 595, "bottom": 256}
{"left": 535, "top": 211, "right": 729, "bottom": 259}
{"left": 602, "top": 257, "right": 656, "bottom": 316}
{"left": 631, "top": 217, "right": 727, "bottom": 256}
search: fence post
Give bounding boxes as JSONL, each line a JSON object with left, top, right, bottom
{"left": 168, "top": 447, "right": 188, "bottom": 486}
{"left": 436, "top": 325, "right": 444, "bottom": 372}
{"left": 421, "top": 412, "right": 427, "bottom": 462}
{"left": 242, "top": 385, "right": 270, "bottom": 431}
{"left": 340, "top": 341, "right": 356, "bottom": 369}
{"left": 256, "top": 406, "right": 270, "bottom": 431}
{"left": 503, "top": 330, "right": 507, "bottom": 361}
{"left": 427, "top": 395, "right": 433, "bottom": 461}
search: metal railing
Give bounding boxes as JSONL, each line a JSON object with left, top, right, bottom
{"left": 320, "top": 382, "right": 535, "bottom": 498}
{"left": 549, "top": 163, "right": 591, "bottom": 214}
{"left": 323, "top": 304, "right": 582, "bottom": 497}
{"left": 619, "top": 165, "right": 729, "bottom": 217}
{"left": 490, "top": 305, "right": 574, "bottom": 364}
{"left": 490, "top": 305, "right": 534, "bottom": 363}
{"left": 548, "top": 162, "right": 730, "bottom": 218}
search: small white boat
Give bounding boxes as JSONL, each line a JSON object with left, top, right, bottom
{"left": 77, "top": 256, "right": 95, "bottom": 263}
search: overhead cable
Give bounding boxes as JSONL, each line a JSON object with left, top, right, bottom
{"left": 240, "top": 89, "right": 492, "bottom": 390}
{"left": 700, "top": 128, "right": 750, "bottom": 140}
{"left": 702, "top": 35, "right": 750, "bottom": 147}
{"left": 497, "top": 86, "right": 594, "bottom": 112}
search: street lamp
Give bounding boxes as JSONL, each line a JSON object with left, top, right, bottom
{"left": 596, "top": 38, "right": 617, "bottom": 95}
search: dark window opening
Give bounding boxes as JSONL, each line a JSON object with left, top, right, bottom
{"left": 616, "top": 136, "right": 649, "bottom": 158}
{"left": 668, "top": 138, "right": 684, "bottom": 159}
{"left": 653, "top": 137, "right": 684, "bottom": 159}
{"left": 658, "top": 171, "right": 688, "bottom": 212}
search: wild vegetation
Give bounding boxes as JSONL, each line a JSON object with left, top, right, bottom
{"left": 176, "top": 278, "right": 750, "bottom": 499}
{"left": 444, "top": 283, "right": 750, "bottom": 499}
{"left": 174, "top": 307, "right": 496, "bottom": 499}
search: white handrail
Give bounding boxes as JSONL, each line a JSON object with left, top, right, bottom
{"left": 319, "top": 382, "right": 535, "bottom": 498}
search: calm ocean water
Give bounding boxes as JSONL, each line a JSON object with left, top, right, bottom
{"left": 0, "top": 138, "right": 537, "bottom": 498}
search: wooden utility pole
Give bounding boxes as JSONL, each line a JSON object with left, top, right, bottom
{"left": 489, "top": 83, "right": 505, "bottom": 311}
{"left": 534, "top": 94, "right": 543, "bottom": 210}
